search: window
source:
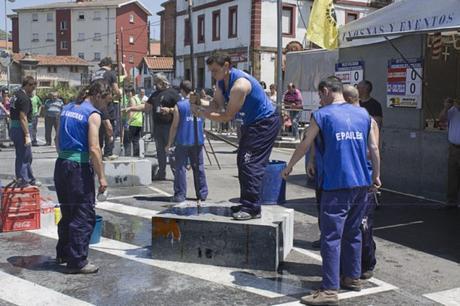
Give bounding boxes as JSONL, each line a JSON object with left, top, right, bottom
{"left": 184, "top": 18, "right": 190, "bottom": 46}
{"left": 32, "top": 13, "right": 38, "bottom": 22}
{"left": 32, "top": 33, "right": 39, "bottom": 42}
{"left": 345, "top": 11, "right": 359, "bottom": 24}
{"left": 93, "top": 11, "right": 101, "bottom": 20}
{"left": 60, "top": 40, "right": 68, "bottom": 49}
{"left": 58, "top": 81, "right": 69, "bottom": 87}
{"left": 46, "top": 33, "right": 54, "bottom": 41}
{"left": 129, "top": 55, "right": 134, "bottom": 64}
{"left": 129, "top": 35, "right": 134, "bottom": 44}
{"left": 39, "top": 81, "right": 51, "bottom": 87}
{"left": 78, "top": 12, "right": 85, "bottom": 21}
{"left": 94, "top": 52, "right": 101, "bottom": 61}
{"left": 129, "top": 14, "right": 135, "bottom": 23}
{"left": 197, "top": 15, "right": 205, "bottom": 43}
{"left": 60, "top": 20, "right": 68, "bottom": 30}
{"left": 282, "top": 4, "right": 295, "bottom": 37}
{"left": 228, "top": 6, "right": 238, "bottom": 38}
{"left": 78, "top": 33, "right": 85, "bottom": 41}
{"left": 47, "top": 67, "right": 57, "bottom": 73}
{"left": 78, "top": 52, "right": 85, "bottom": 59}
{"left": 47, "top": 12, "right": 53, "bottom": 22}
{"left": 70, "top": 66, "right": 79, "bottom": 73}
{"left": 212, "top": 10, "right": 221, "bottom": 41}
{"left": 93, "top": 33, "right": 102, "bottom": 41}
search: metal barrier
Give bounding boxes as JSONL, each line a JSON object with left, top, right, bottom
{"left": 0, "top": 116, "right": 9, "bottom": 143}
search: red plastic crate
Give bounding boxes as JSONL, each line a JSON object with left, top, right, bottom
{"left": 1, "top": 210, "right": 40, "bottom": 232}
{"left": 1, "top": 185, "right": 40, "bottom": 214}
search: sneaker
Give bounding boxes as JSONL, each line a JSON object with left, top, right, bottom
{"left": 361, "top": 270, "right": 374, "bottom": 280}
{"left": 311, "top": 239, "right": 321, "bottom": 249}
{"left": 32, "top": 142, "right": 39, "bottom": 147}
{"left": 64, "top": 263, "right": 99, "bottom": 274}
{"left": 108, "top": 154, "right": 118, "bottom": 160}
{"left": 230, "top": 205, "right": 243, "bottom": 213}
{"left": 340, "top": 276, "right": 362, "bottom": 291}
{"left": 102, "top": 156, "right": 110, "bottom": 161}
{"left": 30, "top": 180, "right": 42, "bottom": 187}
{"left": 300, "top": 289, "right": 338, "bottom": 305}
{"left": 232, "top": 210, "right": 261, "bottom": 221}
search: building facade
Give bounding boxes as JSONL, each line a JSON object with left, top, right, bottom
{"left": 174, "top": 0, "right": 391, "bottom": 89}
{"left": 138, "top": 56, "right": 174, "bottom": 93}
{"left": 10, "top": 0, "right": 151, "bottom": 81}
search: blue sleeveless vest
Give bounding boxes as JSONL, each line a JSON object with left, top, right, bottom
{"left": 58, "top": 100, "right": 101, "bottom": 163}
{"left": 312, "top": 103, "right": 371, "bottom": 190}
{"left": 175, "top": 98, "right": 204, "bottom": 146}
{"left": 218, "top": 68, "right": 274, "bottom": 125}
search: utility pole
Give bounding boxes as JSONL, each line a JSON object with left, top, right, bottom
{"left": 276, "top": 0, "right": 283, "bottom": 114}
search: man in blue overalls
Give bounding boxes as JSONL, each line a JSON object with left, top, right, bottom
{"left": 54, "top": 80, "right": 109, "bottom": 274}
{"left": 191, "top": 54, "right": 280, "bottom": 220}
{"left": 166, "top": 80, "right": 208, "bottom": 203}
{"left": 282, "top": 76, "right": 381, "bottom": 305}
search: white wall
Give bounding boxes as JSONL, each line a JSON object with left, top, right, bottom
{"left": 18, "top": 11, "right": 56, "bottom": 55}
{"left": 260, "top": 0, "right": 312, "bottom": 48}
{"left": 36, "top": 66, "right": 87, "bottom": 87}
{"left": 70, "top": 7, "right": 117, "bottom": 64}
{"left": 175, "top": 1, "right": 251, "bottom": 57}
{"left": 259, "top": 52, "right": 276, "bottom": 85}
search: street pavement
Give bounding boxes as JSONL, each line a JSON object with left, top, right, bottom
{"left": 0, "top": 122, "right": 459, "bottom": 305}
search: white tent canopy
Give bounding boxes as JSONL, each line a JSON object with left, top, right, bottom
{"left": 339, "top": 0, "right": 460, "bottom": 48}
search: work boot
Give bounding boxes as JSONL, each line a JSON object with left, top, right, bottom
{"left": 300, "top": 289, "right": 338, "bottom": 305}
{"left": 340, "top": 276, "right": 362, "bottom": 291}
{"left": 64, "top": 263, "right": 99, "bottom": 274}
{"left": 361, "top": 270, "right": 374, "bottom": 280}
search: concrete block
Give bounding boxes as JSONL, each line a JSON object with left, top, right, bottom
{"left": 103, "top": 157, "right": 152, "bottom": 187}
{"left": 151, "top": 203, "right": 294, "bottom": 271}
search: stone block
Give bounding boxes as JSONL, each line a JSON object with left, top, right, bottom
{"left": 151, "top": 203, "right": 294, "bottom": 271}
{"left": 103, "top": 157, "right": 152, "bottom": 187}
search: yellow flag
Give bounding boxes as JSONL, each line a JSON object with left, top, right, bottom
{"left": 306, "top": 0, "right": 339, "bottom": 50}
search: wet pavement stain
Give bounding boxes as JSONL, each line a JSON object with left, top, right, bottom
{"left": 160, "top": 205, "right": 234, "bottom": 217}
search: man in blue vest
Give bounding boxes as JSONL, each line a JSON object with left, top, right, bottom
{"left": 282, "top": 76, "right": 381, "bottom": 305}
{"left": 54, "top": 80, "right": 109, "bottom": 274}
{"left": 191, "top": 54, "right": 280, "bottom": 220}
{"left": 166, "top": 80, "right": 208, "bottom": 203}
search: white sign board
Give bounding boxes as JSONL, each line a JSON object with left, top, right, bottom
{"left": 386, "top": 58, "right": 423, "bottom": 108}
{"left": 335, "top": 61, "right": 364, "bottom": 86}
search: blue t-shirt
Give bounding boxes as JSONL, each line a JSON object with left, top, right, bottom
{"left": 312, "top": 102, "right": 371, "bottom": 190}
{"left": 59, "top": 100, "right": 101, "bottom": 154}
{"left": 218, "top": 68, "right": 274, "bottom": 125}
{"left": 175, "top": 98, "right": 204, "bottom": 146}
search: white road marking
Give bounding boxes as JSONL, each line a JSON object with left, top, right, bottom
{"left": 147, "top": 185, "right": 172, "bottom": 197}
{"left": 96, "top": 201, "right": 158, "bottom": 219}
{"left": 30, "top": 228, "right": 308, "bottom": 299}
{"left": 0, "top": 271, "right": 94, "bottom": 306}
{"left": 423, "top": 287, "right": 460, "bottom": 306}
{"left": 107, "top": 193, "right": 159, "bottom": 200}
{"left": 374, "top": 221, "right": 424, "bottom": 231}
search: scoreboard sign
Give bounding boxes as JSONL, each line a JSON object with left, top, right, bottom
{"left": 335, "top": 61, "right": 364, "bottom": 86}
{"left": 387, "top": 58, "right": 423, "bottom": 109}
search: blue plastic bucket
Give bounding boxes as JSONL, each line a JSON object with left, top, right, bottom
{"left": 261, "top": 160, "right": 286, "bottom": 205}
{"left": 89, "top": 215, "right": 103, "bottom": 244}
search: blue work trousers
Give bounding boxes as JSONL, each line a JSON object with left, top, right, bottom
{"left": 174, "top": 145, "right": 208, "bottom": 201}
{"left": 361, "top": 191, "right": 377, "bottom": 272}
{"left": 54, "top": 158, "right": 96, "bottom": 269}
{"left": 10, "top": 126, "right": 35, "bottom": 183}
{"left": 320, "top": 187, "right": 368, "bottom": 290}
{"left": 237, "top": 115, "right": 280, "bottom": 214}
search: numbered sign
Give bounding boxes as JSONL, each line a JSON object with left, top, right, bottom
{"left": 386, "top": 58, "right": 423, "bottom": 109}
{"left": 335, "top": 61, "right": 364, "bottom": 87}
